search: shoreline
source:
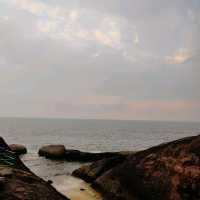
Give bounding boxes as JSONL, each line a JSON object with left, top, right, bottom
{"left": 1, "top": 135, "right": 200, "bottom": 200}
{"left": 20, "top": 151, "right": 103, "bottom": 200}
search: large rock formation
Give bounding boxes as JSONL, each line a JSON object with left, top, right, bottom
{"left": 38, "top": 144, "right": 125, "bottom": 162}
{"left": 0, "top": 137, "right": 69, "bottom": 200}
{"left": 73, "top": 135, "right": 200, "bottom": 200}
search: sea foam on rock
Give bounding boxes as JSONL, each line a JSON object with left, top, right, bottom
{"left": 73, "top": 135, "right": 200, "bottom": 200}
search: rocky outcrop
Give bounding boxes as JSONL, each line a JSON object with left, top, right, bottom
{"left": 9, "top": 144, "right": 27, "bottom": 155}
{"left": 0, "top": 137, "right": 69, "bottom": 200}
{"left": 38, "top": 144, "right": 127, "bottom": 162}
{"left": 73, "top": 135, "right": 200, "bottom": 200}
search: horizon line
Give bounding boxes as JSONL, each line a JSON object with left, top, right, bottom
{"left": 0, "top": 116, "right": 199, "bottom": 123}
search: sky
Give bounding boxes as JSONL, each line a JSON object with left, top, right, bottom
{"left": 0, "top": 0, "right": 200, "bottom": 121}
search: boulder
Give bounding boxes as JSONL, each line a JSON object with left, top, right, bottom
{"left": 9, "top": 144, "right": 27, "bottom": 155}
{"left": 38, "top": 145, "right": 66, "bottom": 159}
{"left": 73, "top": 135, "right": 200, "bottom": 200}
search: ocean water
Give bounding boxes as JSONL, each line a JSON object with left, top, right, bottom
{"left": 0, "top": 118, "right": 200, "bottom": 180}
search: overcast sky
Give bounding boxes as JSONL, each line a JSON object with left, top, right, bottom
{"left": 0, "top": 0, "right": 199, "bottom": 121}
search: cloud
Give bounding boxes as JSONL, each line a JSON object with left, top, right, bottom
{"left": 0, "top": 0, "right": 199, "bottom": 121}
{"left": 0, "top": 16, "right": 9, "bottom": 21}
{"left": 9, "top": 0, "right": 47, "bottom": 16}
{"left": 133, "top": 33, "right": 140, "bottom": 45}
{"left": 94, "top": 30, "right": 121, "bottom": 47}
{"left": 166, "top": 48, "right": 194, "bottom": 64}
{"left": 4, "top": 0, "right": 143, "bottom": 61}
{"left": 123, "top": 100, "right": 200, "bottom": 121}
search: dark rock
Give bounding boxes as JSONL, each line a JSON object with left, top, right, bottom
{"left": 0, "top": 137, "right": 69, "bottom": 200}
{"left": 38, "top": 144, "right": 130, "bottom": 162}
{"left": 65, "top": 149, "right": 82, "bottom": 161}
{"left": 0, "top": 168, "right": 13, "bottom": 177}
{"left": 38, "top": 145, "right": 66, "bottom": 159}
{"left": 0, "top": 166, "right": 70, "bottom": 200}
{"left": 47, "top": 180, "right": 53, "bottom": 184}
{"left": 73, "top": 155, "right": 126, "bottom": 182}
{"left": 65, "top": 150, "right": 123, "bottom": 162}
{"left": 73, "top": 135, "right": 200, "bottom": 200}
{"left": 0, "top": 138, "right": 29, "bottom": 171}
{"left": 9, "top": 144, "right": 27, "bottom": 155}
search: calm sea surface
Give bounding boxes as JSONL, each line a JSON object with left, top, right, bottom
{"left": 0, "top": 118, "right": 200, "bottom": 180}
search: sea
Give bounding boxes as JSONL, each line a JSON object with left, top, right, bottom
{"left": 0, "top": 117, "right": 200, "bottom": 181}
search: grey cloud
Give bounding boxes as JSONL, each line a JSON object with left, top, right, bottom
{"left": 0, "top": 0, "right": 199, "bottom": 121}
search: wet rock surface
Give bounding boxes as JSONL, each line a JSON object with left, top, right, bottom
{"left": 73, "top": 135, "right": 200, "bottom": 200}
{"left": 0, "top": 137, "right": 69, "bottom": 200}
{"left": 9, "top": 144, "right": 27, "bottom": 155}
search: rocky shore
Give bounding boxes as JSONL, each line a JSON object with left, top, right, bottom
{"left": 1, "top": 135, "right": 200, "bottom": 200}
{"left": 73, "top": 135, "right": 200, "bottom": 200}
{"left": 0, "top": 137, "right": 69, "bottom": 200}
{"left": 38, "top": 144, "right": 126, "bottom": 162}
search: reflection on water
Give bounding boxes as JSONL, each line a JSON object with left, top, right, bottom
{"left": 52, "top": 175, "right": 102, "bottom": 200}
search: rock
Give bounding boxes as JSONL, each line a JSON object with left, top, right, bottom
{"left": 38, "top": 144, "right": 130, "bottom": 162}
{"left": 73, "top": 135, "right": 200, "bottom": 200}
{"left": 0, "top": 168, "right": 13, "bottom": 177}
{"left": 0, "top": 137, "right": 29, "bottom": 171}
{"left": 9, "top": 144, "right": 27, "bottom": 155}
{"left": 0, "top": 137, "right": 69, "bottom": 200}
{"left": 0, "top": 166, "right": 70, "bottom": 200}
{"left": 73, "top": 155, "right": 126, "bottom": 182}
{"left": 47, "top": 180, "right": 53, "bottom": 184}
{"left": 65, "top": 150, "right": 122, "bottom": 162}
{"left": 65, "top": 149, "right": 82, "bottom": 161}
{"left": 38, "top": 145, "right": 66, "bottom": 159}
